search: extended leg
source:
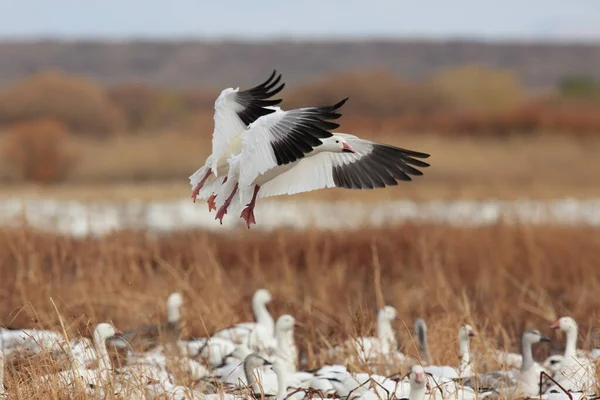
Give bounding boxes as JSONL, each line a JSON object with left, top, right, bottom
{"left": 207, "top": 177, "right": 228, "bottom": 213}
{"left": 191, "top": 168, "right": 212, "bottom": 203}
{"left": 240, "top": 185, "right": 260, "bottom": 229}
{"left": 215, "top": 183, "right": 238, "bottom": 225}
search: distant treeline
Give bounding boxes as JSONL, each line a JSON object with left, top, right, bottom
{"left": 0, "top": 67, "right": 599, "bottom": 137}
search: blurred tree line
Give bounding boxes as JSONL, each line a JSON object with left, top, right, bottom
{"left": 1, "top": 67, "right": 599, "bottom": 183}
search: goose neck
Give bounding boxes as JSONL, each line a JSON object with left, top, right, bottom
{"left": 410, "top": 384, "right": 426, "bottom": 400}
{"left": 458, "top": 336, "right": 471, "bottom": 371}
{"left": 564, "top": 327, "right": 578, "bottom": 360}
{"left": 93, "top": 333, "right": 112, "bottom": 374}
{"left": 167, "top": 304, "right": 181, "bottom": 325}
{"left": 243, "top": 361, "right": 261, "bottom": 394}
{"left": 377, "top": 317, "right": 396, "bottom": 352}
{"left": 253, "top": 301, "right": 274, "bottom": 335}
{"left": 275, "top": 367, "right": 288, "bottom": 400}
{"left": 520, "top": 338, "right": 534, "bottom": 372}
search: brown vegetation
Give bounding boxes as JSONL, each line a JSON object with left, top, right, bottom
{"left": 2, "top": 119, "right": 76, "bottom": 183}
{"left": 1, "top": 223, "right": 599, "bottom": 397}
{"left": 0, "top": 71, "right": 124, "bottom": 136}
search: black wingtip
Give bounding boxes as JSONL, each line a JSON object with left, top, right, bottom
{"left": 333, "top": 97, "right": 349, "bottom": 110}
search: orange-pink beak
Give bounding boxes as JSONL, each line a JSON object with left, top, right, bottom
{"left": 550, "top": 321, "right": 561, "bottom": 330}
{"left": 414, "top": 371, "right": 425, "bottom": 384}
{"left": 468, "top": 329, "right": 477, "bottom": 337}
{"left": 342, "top": 142, "right": 355, "bottom": 153}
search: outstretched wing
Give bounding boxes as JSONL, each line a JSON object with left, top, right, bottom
{"left": 238, "top": 98, "right": 348, "bottom": 187}
{"left": 257, "top": 134, "right": 430, "bottom": 197}
{"left": 211, "top": 70, "right": 285, "bottom": 173}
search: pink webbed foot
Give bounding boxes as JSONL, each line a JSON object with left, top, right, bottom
{"left": 240, "top": 206, "right": 256, "bottom": 229}
{"left": 207, "top": 195, "right": 217, "bottom": 212}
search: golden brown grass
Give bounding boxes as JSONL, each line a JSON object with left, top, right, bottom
{"left": 1, "top": 224, "right": 600, "bottom": 398}
{"left": 2, "top": 131, "right": 600, "bottom": 201}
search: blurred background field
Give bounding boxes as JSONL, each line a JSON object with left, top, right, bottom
{"left": 1, "top": 1, "right": 600, "bottom": 397}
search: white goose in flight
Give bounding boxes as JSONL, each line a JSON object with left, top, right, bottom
{"left": 219, "top": 126, "right": 431, "bottom": 227}
{"left": 189, "top": 70, "right": 285, "bottom": 209}
{"left": 212, "top": 97, "right": 351, "bottom": 226}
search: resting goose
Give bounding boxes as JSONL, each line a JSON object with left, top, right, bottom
{"left": 513, "top": 329, "right": 552, "bottom": 397}
{"left": 548, "top": 317, "right": 597, "bottom": 393}
{"left": 0, "top": 326, "right": 64, "bottom": 360}
{"left": 41, "top": 323, "right": 120, "bottom": 393}
{"left": 423, "top": 324, "right": 477, "bottom": 379}
{"left": 212, "top": 288, "right": 275, "bottom": 351}
{"left": 396, "top": 365, "right": 427, "bottom": 400}
{"left": 273, "top": 314, "right": 301, "bottom": 373}
{"left": 333, "top": 305, "right": 403, "bottom": 365}
{"left": 107, "top": 292, "right": 183, "bottom": 352}
{"left": 189, "top": 70, "right": 285, "bottom": 208}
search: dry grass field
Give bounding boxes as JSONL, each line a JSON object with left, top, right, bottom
{"left": 1, "top": 223, "right": 600, "bottom": 398}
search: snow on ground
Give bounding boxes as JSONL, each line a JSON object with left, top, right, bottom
{"left": 0, "top": 197, "right": 599, "bottom": 237}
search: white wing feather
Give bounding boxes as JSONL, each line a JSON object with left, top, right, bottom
{"left": 210, "top": 88, "right": 247, "bottom": 174}
{"left": 237, "top": 110, "right": 286, "bottom": 188}
{"left": 257, "top": 138, "right": 374, "bottom": 198}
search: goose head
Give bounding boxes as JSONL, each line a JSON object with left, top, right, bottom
{"left": 378, "top": 305, "right": 397, "bottom": 321}
{"left": 459, "top": 324, "right": 477, "bottom": 341}
{"left": 276, "top": 314, "right": 300, "bottom": 333}
{"left": 167, "top": 292, "right": 183, "bottom": 310}
{"left": 410, "top": 364, "right": 426, "bottom": 387}
{"left": 551, "top": 317, "right": 577, "bottom": 333}
{"left": 243, "top": 353, "right": 272, "bottom": 370}
{"left": 93, "top": 323, "right": 119, "bottom": 344}
{"left": 523, "top": 329, "right": 551, "bottom": 345}
{"left": 320, "top": 135, "right": 356, "bottom": 154}
{"left": 253, "top": 289, "right": 273, "bottom": 305}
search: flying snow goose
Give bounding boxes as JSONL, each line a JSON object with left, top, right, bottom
{"left": 548, "top": 317, "right": 597, "bottom": 393}
{"left": 423, "top": 324, "right": 477, "bottom": 379}
{"left": 189, "top": 70, "right": 285, "bottom": 207}
{"left": 212, "top": 288, "right": 276, "bottom": 350}
{"left": 213, "top": 98, "right": 349, "bottom": 226}
{"left": 107, "top": 292, "right": 184, "bottom": 352}
{"left": 227, "top": 128, "right": 430, "bottom": 227}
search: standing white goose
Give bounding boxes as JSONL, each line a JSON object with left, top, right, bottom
{"left": 189, "top": 70, "right": 285, "bottom": 208}
{"left": 273, "top": 314, "right": 300, "bottom": 374}
{"left": 548, "top": 317, "right": 597, "bottom": 393}
{"left": 226, "top": 126, "right": 430, "bottom": 227}
{"left": 423, "top": 324, "right": 477, "bottom": 379}
{"left": 212, "top": 288, "right": 276, "bottom": 352}
{"left": 332, "top": 305, "right": 403, "bottom": 364}
{"left": 213, "top": 98, "right": 349, "bottom": 226}
{"left": 514, "top": 329, "right": 551, "bottom": 397}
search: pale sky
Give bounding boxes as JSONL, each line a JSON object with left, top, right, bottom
{"left": 0, "top": 0, "right": 598, "bottom": 41}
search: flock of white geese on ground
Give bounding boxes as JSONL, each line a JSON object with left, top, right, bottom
{"left": 0, "top": 289, "right": 598, "bottom": 399}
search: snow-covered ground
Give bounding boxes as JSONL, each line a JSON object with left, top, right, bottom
{"left": 1, "top": 197, "right": 600, "bottom": 237}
